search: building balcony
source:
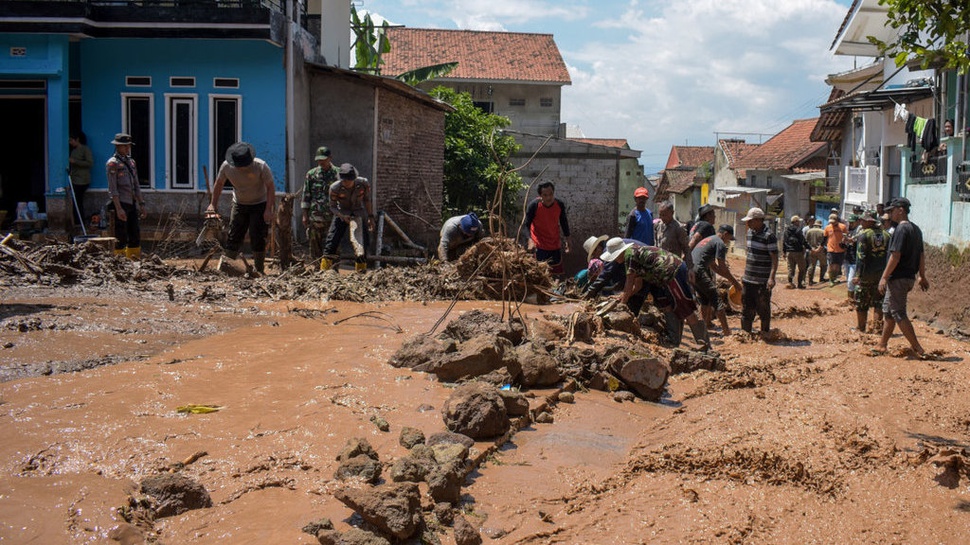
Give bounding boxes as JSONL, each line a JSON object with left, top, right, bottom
{"left": 909, "top": 151, "right": 948, "bottom": 184}
{"left": 0, "top": 0, "right": 308, "bottom": 42}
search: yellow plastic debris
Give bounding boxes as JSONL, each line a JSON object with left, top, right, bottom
{"left": 176, "top": 404, "right": 223, "bottom": 414}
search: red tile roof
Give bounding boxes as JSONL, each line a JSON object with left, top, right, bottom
{"left": 738, "top": 118, "right": 826, "bottom": 171}
{"left": 666, "top": 146, "right": 714, "bottom": 169}
{"left": 381, "top": 28, "right": 571, "bottom": 84}
{"left": 569, "top": 138, "right": 630, "bottom": 149}
{"left": 718, "top": 139, "right": 760, "bottom": 169}
{"left": 657, "top": 168, "right": 699, "bottom": 197}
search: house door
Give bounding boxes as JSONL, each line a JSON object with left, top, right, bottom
{"left": 167, "top": 95, "right": 196, "bottom": 190}
{"left": 0, "top": 97, "right": 45, "bottom": 220}
{"left": 210, "top": 96, "right": 240, "bottom": 187}
{"left": 123, "top": 94, "right": 153, "bottom": 188}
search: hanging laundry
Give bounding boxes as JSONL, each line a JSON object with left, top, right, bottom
{"left": 920, "top": 118, "right": 938, "bottom": 154}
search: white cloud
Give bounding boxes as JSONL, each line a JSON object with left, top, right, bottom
{"left": 559, "top": 0, "right": 853, "bottom": 170}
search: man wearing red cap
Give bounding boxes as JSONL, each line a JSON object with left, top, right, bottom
{"left": 624, "top": 186, "right": 655, "bottom": 245}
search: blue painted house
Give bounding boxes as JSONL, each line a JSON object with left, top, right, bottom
{"left": 0, "top": 0, "right": 451, "bottom": 247}
{"left": 0, "top": 1, "right": 303, "bottom": 229}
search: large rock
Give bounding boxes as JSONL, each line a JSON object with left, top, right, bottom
{"left": 427, "top": 459, "right": 464, "bottom": 504}
{"left": 602, "top": 309, "right": 641, "bottom": 335}
{"left": 426, "top": 431, "right": 475, "bottom": 449}
{"left": 497, "top": 389, "right": 530, "bottom": 417}
{"left": 669, "top": 347, "right": 725, "bottom": 374}
{"left": 454, "top": 514, "right": 484, "bottom": 545}
{"left": 389, "top": 455, "right": 432, "bottom": 483}
{"left": 334, "top": 483, "right": 423, "bottom": 540}
{"left": 389, "top": 334, "right": 444, "bottom": 369}
{"left": 334, "top": 455, "right": 382, "bottom": 483}
{"left": 440, "top": 310, "right": 524, "bottom": 345}
{"left": 336, "top": 438, "right": 379, "bottom": 462}
{"left": 515, "top": 343, "right": 561, "bottom": 387}
{"left": 423, "top": 335, "right": 518, "bottom": 383}
{"left": 399, "top": 427, "right": 426, "bottom": 449}
{"left": 610, "top": 356, "right": 669, "bottom": 401}
{"left": 442, "top": 383, "right": 510, "bottom": 440}
{"left": 140, "top": 473, "right": 212, "bottom": 519}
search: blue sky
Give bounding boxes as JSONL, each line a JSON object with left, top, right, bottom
{"left": 358, "top": 0, "right": 858, "bottom": 174}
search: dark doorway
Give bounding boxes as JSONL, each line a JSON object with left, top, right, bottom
{"left": 0, "top": 97, "right": 46, "bottom": 222}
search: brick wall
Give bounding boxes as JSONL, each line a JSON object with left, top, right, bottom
{"left": 374, "top": 90, "right": 445, "bottom": 248}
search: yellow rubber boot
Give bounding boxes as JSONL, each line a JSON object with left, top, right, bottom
{"left": 320, "top": 257, "right": 333, "bottom": 271}
{"left": 126, "top": 247, "right": 141, "bottom": 260}
{"left": 354, "top": 261, "right": 367, "bottom": 273}
{"left": 114, "top": 249, "right": 126, "bottom": 257}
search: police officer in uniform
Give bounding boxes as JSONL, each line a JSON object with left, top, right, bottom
{"left": 106, "top": 133, "right": 145, "bottom": 259}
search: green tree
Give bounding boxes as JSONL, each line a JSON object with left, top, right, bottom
{"left": 430, "top": 86, "right": 524, "bottom": 232}
{"left": 350, "top": 6, "right": 458, "bottom": 84}
{"left": 869, "top": 0, "right": 970, "bottom": 74}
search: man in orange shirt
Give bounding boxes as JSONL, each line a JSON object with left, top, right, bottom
{"left": 823, "top": 214, "right": 848, "bottom": 286}
{"left": 523, "top": 182, "right": 572, "bottom": 276}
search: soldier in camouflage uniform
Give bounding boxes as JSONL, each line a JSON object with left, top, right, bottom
{"left": 853, "top": 211, "right": 889, "bottom": 332}
{"left": 302, "top": 146, "right": 339, "bottom": 269}
{"left": 600, "top": 238, "right": 712, "bottom": 351}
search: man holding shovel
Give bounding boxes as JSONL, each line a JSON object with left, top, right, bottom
{"left": 207, "top": 142, "right": 275, "bottom": 274}
{"left": 321, "top": 163, "right": 375, "bottom": 272}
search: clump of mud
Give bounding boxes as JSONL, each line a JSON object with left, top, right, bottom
{"left": 454, "top": 237, "right": 553, "bottom": 302}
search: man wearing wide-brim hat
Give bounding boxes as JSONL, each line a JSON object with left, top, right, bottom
{"left": 106, "top": 132, "right": 145, "bottom": 260}
{"left": 600, "top": 237, "right": 712, "bottom": 351}
{"left": 302, "top": 145, "right": 340, "bottom": 269}
{"left": 207, "top": 141, "right": 276, "bottom": 274}
{"left": 739, "top": 207, "right": 778, "bottom": 335}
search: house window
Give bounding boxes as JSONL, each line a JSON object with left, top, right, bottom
{"left": 214, "top": 78, "right": 239, "bottom": 89}
{"left": 473, "top": 101, "right": 494, "bottom": 114}
{"left": 767, "top": 176, "right": 772, "bottom": 187}
{"left": 540, "top": 98, "right": 553, "bottom": 107}
{"left": 170, "top": 77, "right": 196, "bottom": 88}
{"left": 750, "top": 174, "right": 756, "bottom": 186}
{"left": 166, "top": 94, "right": 197, "bottom": 189}
{"left": 210, "top": 95, "right": 241, "bottom": 187}
{"left": 126, "top": 76, "right": 151, "bottom": 87}
{"left": 122, "top": 93, "right": 153, "bottom": 188}
{"left": 509, "top": 98, "right": 525, "bottom": 107}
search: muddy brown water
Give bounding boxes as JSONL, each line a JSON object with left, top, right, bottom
{"left": 2, "top": 259, "right": 970, "bottom": 544}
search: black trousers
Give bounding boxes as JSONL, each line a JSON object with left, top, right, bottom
{"left": 114, "top": 201, "right": 140, "bottom": 249}
{"left": 225, "top": 201, "right": 268, "bottom": 257}
{"left": 323, "top": 215, "right": 369, "bottom": 263}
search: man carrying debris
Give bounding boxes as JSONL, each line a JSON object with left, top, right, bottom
{"left": 523, "top": 181, "right": 571, "bottom": 277}
{"left": 691, "top": 225, "right": 742, "bottom": 334}
{"left": 106, "top": 133, "right": 145, "bottom": 260}
{"left": 302, "top": 146, "right": 339, "bottom": 269}
{"left": 853, "top": 210, "right": 888, "bottom": 332}
{"left": 740, "top": 207, "right": 778, "bottom": 335}
{"left": 207, "top": 142, "right": 275, "bottom": 275}
{"left": 438, "top": 212, "right": 483, "bottom": 262}
{"left": 602, "top": 238, "right": 712, "bottom": 352}
{"left": 321, "top": 163, "right": 375, "bottom": 272}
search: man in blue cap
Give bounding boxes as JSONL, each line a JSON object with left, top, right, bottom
{"left": 438, "top": 212, "right": 484, "bottom": 262}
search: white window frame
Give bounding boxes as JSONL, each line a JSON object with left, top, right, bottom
{"left": 208, "top": 93, "right": 242, "bottom": 185}
{"left": 164, "top": 93, "right": 198, "bottom": 190}
{"left": 121, "top": 92, "right": 154, "bottom": 187}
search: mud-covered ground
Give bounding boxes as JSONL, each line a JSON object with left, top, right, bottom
{"left": 1, "top": 241, "right": 969, "bottom": 544}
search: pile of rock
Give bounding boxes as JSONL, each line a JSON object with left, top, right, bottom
{"left": 391, "top": 308, "right": 683, "bottom": 402}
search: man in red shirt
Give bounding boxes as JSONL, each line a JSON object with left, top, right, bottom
{"left": 523, "top": 182, "right": 571, "bottom": 275}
